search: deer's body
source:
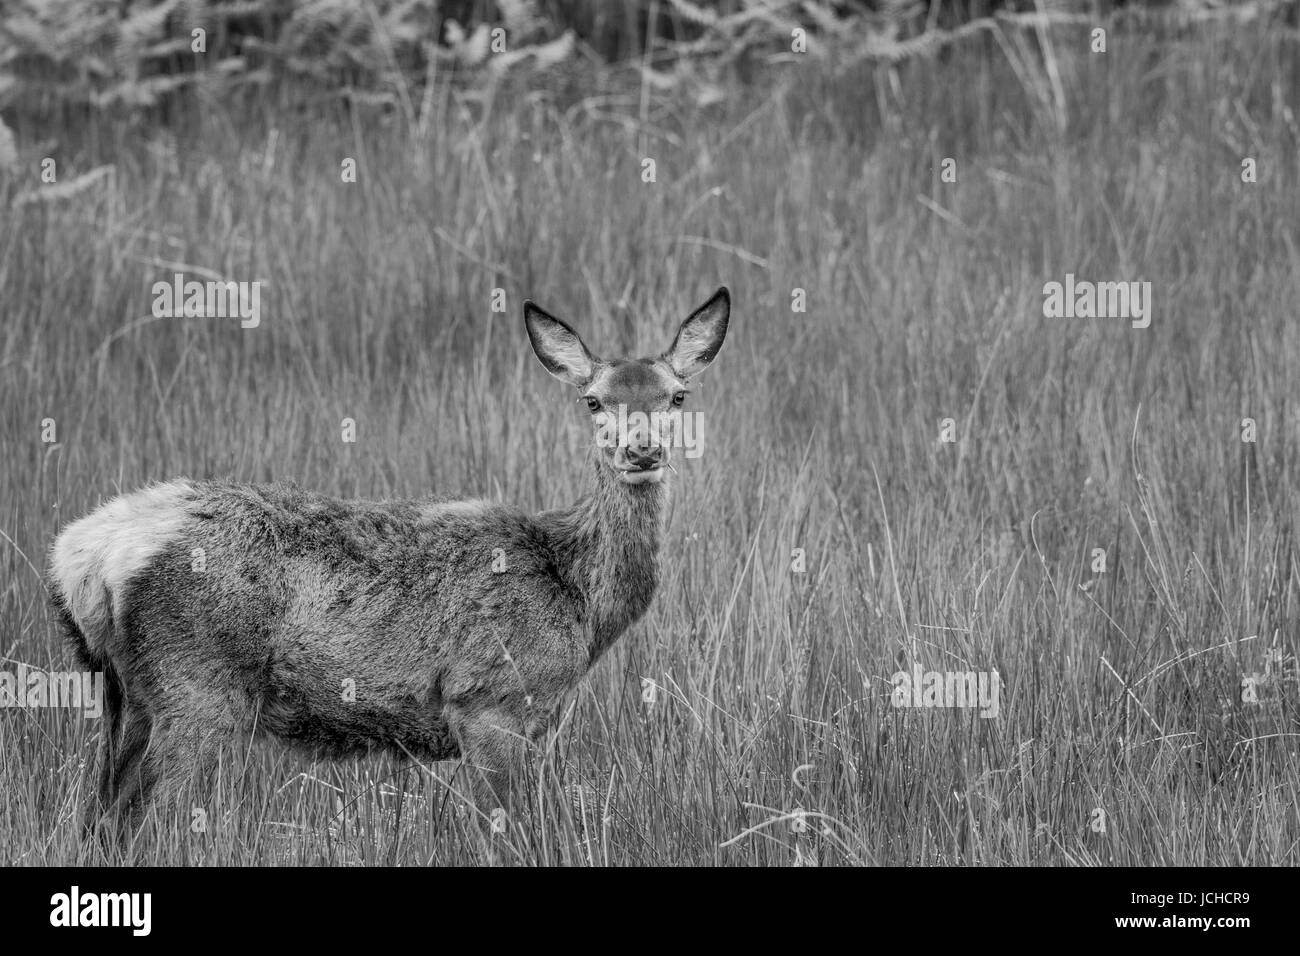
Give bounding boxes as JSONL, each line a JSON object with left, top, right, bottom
{"left": 50, "top": 288, "right": 728, "bottom": 834}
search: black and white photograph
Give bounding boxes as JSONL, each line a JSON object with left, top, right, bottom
{"left": 0, "top": 0, "right": 1294, "bottom": 919}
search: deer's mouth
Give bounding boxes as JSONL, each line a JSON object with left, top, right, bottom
{"left": 618, "top": 465, "right": 665, "bottom": 485}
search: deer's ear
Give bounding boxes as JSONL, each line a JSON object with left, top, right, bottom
{"left": 666, "top": 287, "right": 729, "bottom": 379}
{"left": 525, "top": 301, "right": 598, "bottom": 387}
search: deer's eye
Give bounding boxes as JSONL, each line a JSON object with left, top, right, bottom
{"left": 584, "top": 396, "right": 602, "bottom": 412}
{"left": 672, "top": 392, "right": 686, "bottom": 407}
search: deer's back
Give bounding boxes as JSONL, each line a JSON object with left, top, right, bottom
{"left": 57, "top": 479, "right": 591, "bottom": 761}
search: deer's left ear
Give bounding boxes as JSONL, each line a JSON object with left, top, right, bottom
{"left": 525, "top": 300, "right": 599, "bottom": 387}
{"left": 665, "top": 286, "right": 729, "bottom": 379}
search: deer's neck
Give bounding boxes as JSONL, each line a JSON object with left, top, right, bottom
{"left": 548, "top": 451, "right": 667, "bottom": 663}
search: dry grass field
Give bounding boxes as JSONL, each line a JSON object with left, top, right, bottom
{"left": 2, "top": 13, "right": 1299, "bottom": 865}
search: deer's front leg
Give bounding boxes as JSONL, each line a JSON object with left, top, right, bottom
{"left": 449, "top": 705, "right": 529, "bottom": 824}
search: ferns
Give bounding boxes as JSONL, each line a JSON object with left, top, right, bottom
{"left": 0, "top": 0, "right": 1286, "bottom": 120}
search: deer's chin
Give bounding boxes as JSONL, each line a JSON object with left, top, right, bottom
{"left": 617, "top": 466, "right": 665, "bottom": 485}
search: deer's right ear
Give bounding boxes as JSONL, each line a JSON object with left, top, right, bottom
{"left": 524, "top": 301, "right": 598, "bottom": 388}
{"left": 666, "top": 286, "right": 730, "bottom": 379}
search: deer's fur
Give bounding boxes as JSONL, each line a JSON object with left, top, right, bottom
{"left": 48, "top": 287, "right": 729, "bottom": 834}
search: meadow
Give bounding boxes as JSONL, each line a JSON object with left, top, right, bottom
{"left": 2, "top": 13, "right": 1299, "bottom": 865}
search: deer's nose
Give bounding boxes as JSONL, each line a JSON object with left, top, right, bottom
{"left": 626, "top": 444, "right": 664, "bottom": 468}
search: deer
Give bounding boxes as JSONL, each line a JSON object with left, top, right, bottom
{"left": 48, "top": 287, "right": 730, "bottom": 838}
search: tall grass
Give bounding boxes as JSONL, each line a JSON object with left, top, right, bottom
{"left": 2, "top": 17, "right": 1299, "bottom": 864}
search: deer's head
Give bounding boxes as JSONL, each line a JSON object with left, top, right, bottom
{"left": 525, "top": 287, "right": 730, "bottom": 486}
